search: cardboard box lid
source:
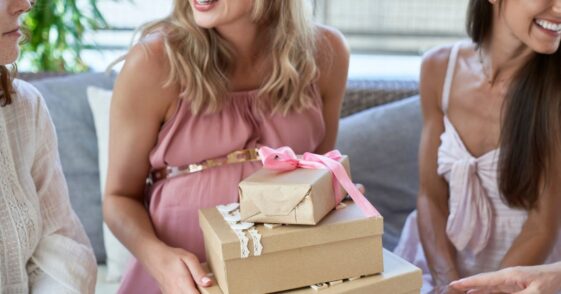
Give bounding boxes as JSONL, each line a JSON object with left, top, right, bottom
{"left": 198, "top": 250, "right": 422, "bottom": 294}
{"left": 199, "top": 201, "right": 383, "bottom": 261}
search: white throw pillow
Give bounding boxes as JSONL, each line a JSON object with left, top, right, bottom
{"left": 87, "top": 86, "right": 133, "bottom": 282}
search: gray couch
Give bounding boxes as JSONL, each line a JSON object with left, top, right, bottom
{"left": 25, "top": 72, "right": 421, "bottom": 291}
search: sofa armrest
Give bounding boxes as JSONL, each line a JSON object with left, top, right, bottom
{"left": 336, "top": 96, "right": 422, "bottom": 250}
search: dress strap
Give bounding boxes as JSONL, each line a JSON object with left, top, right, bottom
{"left": 441, "top": 42, "right": 461, "bottom": 114}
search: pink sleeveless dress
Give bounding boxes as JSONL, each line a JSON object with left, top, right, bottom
{"left": 393, "top": 42, "right": 561, "bottom": 293}
{"left": 118, "top": 87, "right": 326, "bottom": 293}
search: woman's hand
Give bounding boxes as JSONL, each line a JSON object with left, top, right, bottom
{"left": 148, "top": 246, "right": 212, "bottom": 294}
{"left": 450, "top": 264, "right": 561, "bottom": 294}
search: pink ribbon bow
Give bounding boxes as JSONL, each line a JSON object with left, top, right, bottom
{"left": 258, "top": 146, "right": 380, "bottom": 218}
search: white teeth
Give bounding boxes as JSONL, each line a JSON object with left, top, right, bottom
{"left": 536, "top": 19, "right": 561, "bottom": 32}
{"left": 196, "top": 0, "right": 215, "bottom": 4}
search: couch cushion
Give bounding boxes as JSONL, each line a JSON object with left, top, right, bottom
{"left": 87, "top": 86, "right": 133, "bottom": 282}
{"left": 336, "top": 95, "right": 422, "bottom": 250}
{"left": 30, "top": 72, "right": 116, "bottom": 263}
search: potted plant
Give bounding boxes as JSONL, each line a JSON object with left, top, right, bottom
{"left": 20, "top": 0, "right": 109, "bottom": 72}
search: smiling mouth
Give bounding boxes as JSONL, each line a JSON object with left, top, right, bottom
{"left": 535, "top": 19, "right": 561, "bottom": 33}
{"left": 195, "top": 0, "right": 217, "bottom": 5}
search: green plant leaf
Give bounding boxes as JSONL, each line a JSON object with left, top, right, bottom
{"left": 20, "top": 0, "right": 118, "bottom": 72}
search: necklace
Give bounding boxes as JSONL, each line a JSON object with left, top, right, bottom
{"left": 477, "top": 48, "right": 494, "bottom": 85}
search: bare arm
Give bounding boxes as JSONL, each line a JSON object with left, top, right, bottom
{"left": 103, "top": 37, "right": 173, "bottom": 271}
{"left": 416, "top": 46, "right": 462, "bottom": 290}
{"left": 314, "top": 25, "right": 350, "bottom": 154}
{"left": 102, "top": 36, "right": 210, "bottom": 293}
{"left": 500, "top": 153, "right": 561, "bottom": 268}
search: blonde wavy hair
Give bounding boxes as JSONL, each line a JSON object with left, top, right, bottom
{"left": 138, "top": 0, "right": 318, "bottom": 115}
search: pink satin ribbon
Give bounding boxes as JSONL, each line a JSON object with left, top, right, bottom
{"left": 258, "top": 146, "right": 380, "bottom": 218}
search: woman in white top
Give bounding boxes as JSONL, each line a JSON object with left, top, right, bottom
{"left": 394, "top": 0, "right": 561, "bottom": 293}
{"left": 0, "top": 0, "right": 97, "bottom": 293}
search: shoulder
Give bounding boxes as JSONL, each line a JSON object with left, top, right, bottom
{"left": 121, "top": 32, "right": 170, "bottom": 79}
{"left": 314, "top": 24, "right": 350, "bottom": 68}
{"left": 419, "top": 43, "right": 457, "bottom": 108}
{"left": 421, "top": 44, "right": 454, "bottom": 78}
{"left": 315, "top": 24, "right": 349, "bottom": 53}
{"left": 116, "top": 32, "right": 175, "bottom": 97}
{"left": 112, "top": 32, "right": 177, "bottom": 121}
{"left": 420, "top": 40, "right": 474, "bottom": 82}
{"left": 313, "top": 25, "right": 350, "bottom": 95}
{"left": 420, "top": 40, "right": 474, "bottom": 107}
{"left": 11, "top": 79, "right": 47, "bottom": 118}
{"left": 13, "top": 79, "right": 42, "bottom": 104}
{"left": 4, "top": 80, "right": 54, "bottom": 148}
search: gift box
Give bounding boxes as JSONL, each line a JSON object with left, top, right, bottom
{"left": 198, "top": 249, "right": 422, "bottom": 294}
{"left": 199, "top": 200, "right": 384, "bottom": 294}
{"left": 239, "top": 153, "right": 351, "bottom": 225}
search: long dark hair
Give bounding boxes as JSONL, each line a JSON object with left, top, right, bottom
{"left": 0, "top": 64, "right": 16, "bottom": 106}
{"left": 467, "top": 0, "right": 561, "bottom": 209}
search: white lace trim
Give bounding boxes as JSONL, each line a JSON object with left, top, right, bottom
{"left": 233, "top": 231, "right": 250, "bottom": 258}
{"left": 217, "top": 203, "right": 264, "bottom": 258}
{"left": 310, "top": 276, "right": 365, "bottom": 291}
{"left": 248, "top": 228, "right": 263, "bottom": 256}
{"left": 0, "top": 89, "right": 42, "bottom": 293}
{"left": 0, "top": 113, "right": 39, "bottom": 292}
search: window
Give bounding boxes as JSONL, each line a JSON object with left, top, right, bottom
{"left": 85, "top": 0, "right": 469, "bottom": 78}
{"left": 317, "top": 0, "right": 468, "bottom": 54}
{"left": 81, "top": 0, "right": 171, "bottom": 71}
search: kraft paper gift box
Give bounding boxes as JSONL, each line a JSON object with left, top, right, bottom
{"left": 239, "top": 155, "right": 351, "bottom": 225}
{"left": 199, "top": 200, "right": 384, "bottom": 294}
{"left": 198, "top": 249, "right": 422, "bottom": 294}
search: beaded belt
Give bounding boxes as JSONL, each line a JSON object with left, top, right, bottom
{"left": 147, "top": 148, "right": 261, "bottom": 185}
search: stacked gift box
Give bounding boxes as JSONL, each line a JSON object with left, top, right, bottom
{"left": 198, "top": 250, "right": 422, "bottom": 294}
{"left": 198, "top": 148, "right": 422, "bottom": 293}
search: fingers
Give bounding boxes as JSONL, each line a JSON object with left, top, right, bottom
{"left": 465, "top": 290, "right": 489, "bottom": 294}
{"left": 182, "top": 253, "right": 213, "bottom": 288}
{"left": 450, "top": 269, "right": 530, "bottom": 294}
{"left": 176, "top": 276, "right": 199, "bottom": 294}
{"left": 514, "top": 287, "right": 540, "bottom": 294}
{"left": 450, "top": 272, "right": 507, "bottom": 290}
{"left": 163, "top": 267, "right": 199, "bottom": 294}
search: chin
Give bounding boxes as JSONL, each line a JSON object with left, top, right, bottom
{"left": 193, "top": 16, "right": 219, "bottom": 29}
{"left": 533, "top": 42, "right": 560, "bottom": 55}
{"left": 0, "top": 49, "right": 19, "bottom": 66}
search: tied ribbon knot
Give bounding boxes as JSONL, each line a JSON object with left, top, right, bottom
{"left": 258, "top": 146, "right": 380, "bottom": 218}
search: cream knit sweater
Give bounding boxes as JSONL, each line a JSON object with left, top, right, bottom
{"left": 0, "top": 80, "right": 96, "bottom": 293}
